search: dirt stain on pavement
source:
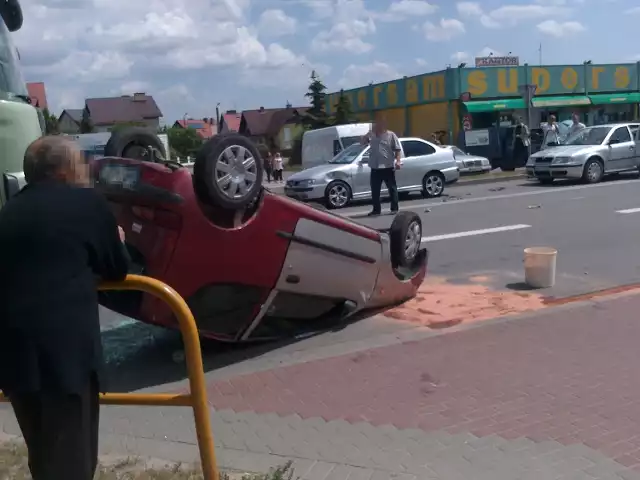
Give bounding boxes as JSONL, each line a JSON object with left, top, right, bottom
{"left": 383, "top": 277, "right": 545, "bottom": 328}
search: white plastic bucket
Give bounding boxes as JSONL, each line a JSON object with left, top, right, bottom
{"left": 524, "top": 247, "right": 557, "bottom": 288}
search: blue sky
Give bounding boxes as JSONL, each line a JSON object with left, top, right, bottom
{"left": 16, "top": 0, "right": 640, "bottom": 122}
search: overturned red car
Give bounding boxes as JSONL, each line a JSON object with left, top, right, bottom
{"left": 94, "top": 129, "right": 427, "bottom": 342}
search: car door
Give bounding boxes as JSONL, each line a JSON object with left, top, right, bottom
{"left": 352, "top": 147, "right": 372, "bottom": 197}
{"left": 398, "top": 140, "right": 436, "bottom": 190}
{"left": 606, "top": 126, "right": 635, "bottom": 171}
{"left": 630, "top": 124, "right": 640, "bottom": 168}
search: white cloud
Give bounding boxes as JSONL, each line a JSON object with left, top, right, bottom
{"left": 416, "top": 58, "right": 429, "bottom": 67}
{"left": 457, "top": 2, "right": 570, "bottom": 29}
{"left": 451, "top": 51, "right": 469, "bottom": 63}
{"left": 311, "top": 18, "right": 376, "bottom": 53}
{"left": 337, "top": 62, "right": 402, "bottom": 89}
{"left": 536, "top": 19, "right": 586, "bottom": 36}
{"left": 423, "top": 18, "right": 465, "bottom": 41}
{"left": 456, "top": 2, "right": 483, "bottom": 16}
{"left": 258, "top": 9, "right": 297, "bottom": 36}
{"left": 15, "top": 0, "right": 314, "bottom": 119}
{"left": 377, "top": 0, "right": 438, "bottom": 21}
{"left": 625, "top": 6, "right": 640, "bottom": 13}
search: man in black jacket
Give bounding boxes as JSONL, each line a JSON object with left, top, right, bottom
{"left": 0, "top": 136, "right": 130, "bottom": 480}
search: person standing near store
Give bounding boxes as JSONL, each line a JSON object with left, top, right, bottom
{"left": 273, "top": 151, "right": 284, "bottom": 182}
{"left": 0, "top": 136, "right": 130, "bottom": 480}
{"left": 362, "top": 113, "right": 402, "bottom": 216}
{"left": 512, "top": 116, "right": 530, "bottom": 167}
{"left": 264, "top": 151, "right": 273, "bottom": 183}
{"left": 568, "top": 112, "right": 586, "bottom": 136}
{"left": 546, "top": 114, "right": 561, "bottom": 144}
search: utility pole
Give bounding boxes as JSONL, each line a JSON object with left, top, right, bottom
{"left": 538, "top": 43, "right": 542, "bottom": 66}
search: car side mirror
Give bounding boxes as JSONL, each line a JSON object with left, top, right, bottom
{"left": 609, "top": 138, "right": 620, "bottom": 145}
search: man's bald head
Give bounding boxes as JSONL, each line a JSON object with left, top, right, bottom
{"left": 24, "top": 136, "right": 87, "bottom": 185}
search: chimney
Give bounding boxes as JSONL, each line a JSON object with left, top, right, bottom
{"left": 133, "top": 92, "right": 146, "bottom": 102}
{"left": 259, "top": 106, "right": 265, "bottom": 113}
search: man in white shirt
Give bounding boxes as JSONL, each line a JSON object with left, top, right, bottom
{"left": 568, "top": 113, "right": 586, "bottom": 137}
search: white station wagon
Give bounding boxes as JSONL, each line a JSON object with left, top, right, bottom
{"left": 285, "top": 137, "right": 460, "bottom": 209}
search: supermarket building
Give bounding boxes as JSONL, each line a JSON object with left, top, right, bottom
{"left": 325, "top": 62, "right": 640, "bottom": 144}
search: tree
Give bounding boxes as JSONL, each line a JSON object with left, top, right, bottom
{"left": 80, "top": 108, "right": 94, "bottom": 133}
{"left": 42, "top": 108, "right": 59, "bottom": 134}
{"left": 332, "top": 90, "right": 354, "bottom": 125}
{"left": 303, "top": 70, "right": 329, "bottom": 129}
{"left": 166, "top": 126, "right": 203, "bottom": 159}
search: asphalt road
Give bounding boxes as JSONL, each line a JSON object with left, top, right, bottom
{"left": 338, "top": 174, "right": 640, "bottom": 299}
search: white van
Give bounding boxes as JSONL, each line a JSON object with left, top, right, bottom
{"left": 302, "top": 123, "right": 371, "bottom": 169}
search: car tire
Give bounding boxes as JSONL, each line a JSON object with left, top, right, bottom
{"left": 105, "top": 127, "right": 167, "bottom": 161}
{"left": 193, "top": 134, "right": 264, "bottom": 210}
{"left": 421, "top": 171, "right": 445, "bottom": 198}
{"left": 389, "top": 211, "right": 422, "bottom": 268}
{"left": 324, "top": 180, "right": 351, "bottom": 209}
{"left": 539, "top": 178, "right": 554, "bottom": 185}
{"left": 582, "top": 158, "right": 604, "bottom": 184}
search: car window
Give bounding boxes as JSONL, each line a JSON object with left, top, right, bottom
{"left": 629, "top": 125, "right": 639, "bottom": 140}
{"left": 333, "top": 139, "right": 342, "bottom": 156}
{"left": 610, "top": 126, "right": 632, "bottom": 143}
{"left": 401, "top": 140, "right": 436, "bottom": 157}
{"left": 452, "top": 147, "right": 466, "bottom": 156}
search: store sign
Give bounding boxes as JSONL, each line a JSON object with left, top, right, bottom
{"left": 465, "top": 129, "right": 490, "bottom": 147}
{"left": 461, "top": 64, "right": 637, "bottom": 99}
{"left": 475, "top": 56, "right": 519, "bottom": 67}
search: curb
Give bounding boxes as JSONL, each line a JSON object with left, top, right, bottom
{"left": 453, "top": 173, "right": 526, "bottom": 187}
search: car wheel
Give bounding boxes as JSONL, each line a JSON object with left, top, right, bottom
{"left": 389, "top": 211, "right": 422, "bottom": 268}
{"left": 324, "top": 180, "right": 351, "bottom": 209}
{"left": 539, "top": 178, "right": 554, "bottom": 185}
{"left": 582, "top": 158, "right": 603, "bottom": 184}
{"left": 105, "top": 127, "right": 167, "bottom": 161}
{"left": 193, "top": 134, "right": 264, "bottom": 210}
{"left": 421, "top": 171, "right": 445, "bottom": 198}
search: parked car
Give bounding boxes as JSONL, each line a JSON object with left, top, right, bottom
{"left": 444, "top": 145, "right": 491, "bottom": 174}
{"left": 285, "top": 137, "right": 459, "bottom": 209}
{"left": 77, "top": 133, "right": 428, "bottom": 342}
{"left": 526, "top": 123, "right": 640, "bottom": 184}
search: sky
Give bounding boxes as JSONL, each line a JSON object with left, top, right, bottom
{"left": 15, "top": 0, "right": 640, "bottom": 124}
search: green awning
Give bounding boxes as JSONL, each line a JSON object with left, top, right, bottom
{"left": 589, "top": 93, "right": 640, "bottom": 105}
{"left": 463, "top": 99, "right": 525, "bottom": 113}
{"left": 531, "top": 96, "right": 591, "bottom": 107}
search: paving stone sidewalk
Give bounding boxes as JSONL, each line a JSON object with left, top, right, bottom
{"left": 3, "top": 293, "right": 640, "bottom": 479}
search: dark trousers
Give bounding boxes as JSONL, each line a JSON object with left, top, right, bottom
{"left": 274, "top": 169, "right": 283, "bottom": 181}
{"left": 8, "top": 377, "right": 100, "bottom": 480}
{"left": 370, "top": 167, "right": 399, "bottom": 213}
{"left": 265, "top": 168, "right": 272, "bottom": 182}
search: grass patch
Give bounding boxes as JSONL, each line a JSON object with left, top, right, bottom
{"left": 0, "top": 441, "right": 296, "bottom": 480}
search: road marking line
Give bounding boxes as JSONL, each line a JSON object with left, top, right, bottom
{"left": 616, "top": 207, "right": 640, "bottom": 214}
{"left": 341, "top": 178, "right": 640, "bottom": 217}
{"left": 421, "top": 224, "right": 531, "bottom": 242}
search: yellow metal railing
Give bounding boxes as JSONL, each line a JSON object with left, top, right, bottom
{"left": 0, "top": 274, "right": 219, "bottom": 480}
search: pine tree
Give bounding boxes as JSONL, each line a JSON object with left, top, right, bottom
{"left": 332, "top": 90, "right": 354, "bottom": 125}
{"left": 303, "top": 70, "right": 328, "bottom": 128}
{"left": 80, "top": 108, "right": 94, "bottom": 133}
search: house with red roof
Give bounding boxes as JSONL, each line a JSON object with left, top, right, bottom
{"left": 218, "top": 110, "right": 241, "bottom": 133}
{"left": 26, "top": 82, "right": 48, "bottom": 110}
{"left": 239, "top": 105, "right": 308, "bottom": 155}
{"left": 83, "top": 93, "right": 163, "bottom": 133}
{"left": 172, "top": 118, "right": 216, "bottom": 139}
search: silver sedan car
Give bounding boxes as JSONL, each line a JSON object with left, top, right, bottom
{"left": 285, "top": 137, "right": 460, "bottom": 209}
{"left": 444, "top": 145, "right": 492, "bottom": 174}
{"left": 527, "top": 123, "right": 640, "bottom": 184}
